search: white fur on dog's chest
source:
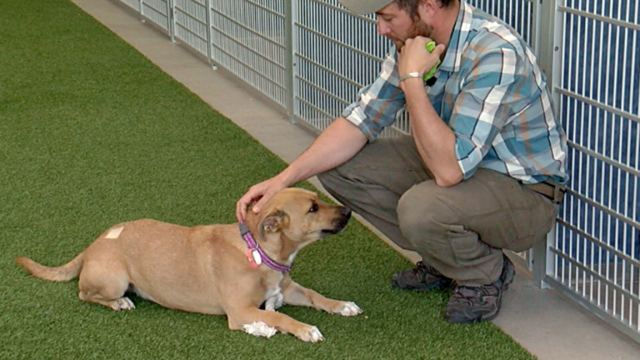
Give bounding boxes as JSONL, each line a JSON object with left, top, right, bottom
{"left": 264, "top": 272, "right": 283, "bottom": 300}
{"left": 265, "top": 285, "right": 281, "bottom": 300}
{"left": 263, "top": 273, "right": 285, "bottom": 312}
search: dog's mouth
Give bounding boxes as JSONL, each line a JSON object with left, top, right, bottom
{"left": 320, "top": 225, "right": 345, "bottom": 237}
{"left": 319, "top": 207, "right": 351, "bottom": 237}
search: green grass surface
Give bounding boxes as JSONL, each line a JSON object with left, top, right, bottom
{"left": 0, "top": 1, "right": 535, "bottom": 359}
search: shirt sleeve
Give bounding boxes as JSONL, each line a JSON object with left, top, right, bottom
{"left": 342, "top": 49, "right": 407, "bottom": 142}
{"left": 451, "top": 48, "right": 531, "bottom": 179}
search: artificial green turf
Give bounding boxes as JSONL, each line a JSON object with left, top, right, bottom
{"left": 0, "top": 1, "right": 535, "bottom": 359}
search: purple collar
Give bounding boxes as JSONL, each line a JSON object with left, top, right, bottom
{"left": 239, "top": 222, "right": 292, "bottom": 273}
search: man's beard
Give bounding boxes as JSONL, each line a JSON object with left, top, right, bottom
{"left": 391, "top": 18, "right": 433, "bottom": 50}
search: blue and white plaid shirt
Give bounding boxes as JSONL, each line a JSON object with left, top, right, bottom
{"left": 342, "top": 1, "right": 568, "bottom": 184}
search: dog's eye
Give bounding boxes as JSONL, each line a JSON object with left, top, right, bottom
{"left": 309, "top": 203, "right": 319, "bottom": 213}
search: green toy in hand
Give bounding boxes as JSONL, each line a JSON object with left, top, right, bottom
{"left": 424, "top": 41, "right": 441, "bottom": 82}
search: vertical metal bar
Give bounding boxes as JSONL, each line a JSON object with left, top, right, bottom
{"left": 613, "top": 9, "right": 629, "bottom": 328}
{"left": 635, "top": 1, "right": 640, "bottom": 116}
{"left": 204, "top": 0, "right": 212, "bottom": 67}
{"left": 169, "top": 0, "right": 176, "bottom": 43}
{"left": 538, "top": 0, "right": 563, "bottom": 115}
{"left": 534, "top": 225, "right": 554, "bottom": 289}
{"left": 209, "top": 0, "right": 218, "bottom": 69}
{"left": 285, "top": 0, "right": 296, "bottom": 123}
{"left": 530, "top": 0, "right": 564, "bottom": 289}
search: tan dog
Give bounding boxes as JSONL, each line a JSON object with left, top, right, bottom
{"left": 17, "top": 188, "right": 361, "bottom": 342}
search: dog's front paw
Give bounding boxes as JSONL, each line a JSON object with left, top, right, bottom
{"left": 111, "top": 297, "right": 135, "bottom": 311}
{"left": 243, "top": 321, "right": 278, "bottom": 338}
{"left": 297, "top": 326, "right": 324, "bottom": 343}
{"left": 336, "top": 301, "right": 362, "bottom": 316}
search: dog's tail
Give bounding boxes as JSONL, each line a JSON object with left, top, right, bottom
{"left": 16, "top": 253, "right": 84, "bottom": 282}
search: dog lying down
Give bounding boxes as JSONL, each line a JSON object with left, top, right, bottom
{"left": 17, "top": 188, "right": 362, "bottom": 342}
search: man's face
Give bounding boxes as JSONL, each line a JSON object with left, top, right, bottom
{"left": 376, "top": 3, "right": 433, "bottom": 49}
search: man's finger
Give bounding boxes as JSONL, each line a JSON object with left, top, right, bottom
{"left": 251, "top": 199, "right": 264, "bottom": 214}
{"left": 251, "top": 191, "right": 273, "bottom": 214}
{"left": 236, "top": 192, "right": 256, "bottom": 221}
{"left": 236, "top": 200, "right": 247, "bottom": 222}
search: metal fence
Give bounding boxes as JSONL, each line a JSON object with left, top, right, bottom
{"left": 114, "top": 0, "right": 640, "bottom": 343}
{"left": 551, "top": 0, "right": 640, "bottom": 342}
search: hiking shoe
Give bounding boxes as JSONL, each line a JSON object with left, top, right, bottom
{"left": 445, "top": 255, "right": 516, "bottom": 324}
{"left": 391, "top": 261, "right": 453, "bottom": 291}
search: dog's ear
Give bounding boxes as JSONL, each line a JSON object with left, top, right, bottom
{"left": 259, "top": 210, "right": 289, "bottom": 239}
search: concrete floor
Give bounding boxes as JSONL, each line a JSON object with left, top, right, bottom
{"left": 73, "top": 1, "right": 640, "bottom": 358}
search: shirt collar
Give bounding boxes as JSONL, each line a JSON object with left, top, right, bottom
{"left": 440, "top": 0, "right": 473, "bottom": 73}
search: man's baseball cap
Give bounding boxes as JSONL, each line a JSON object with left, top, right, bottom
{"left": 338, "top": 0, "right": 393, "bottom": 14}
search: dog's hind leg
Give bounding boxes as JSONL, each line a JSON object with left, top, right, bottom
{"left": 77, "top": 263, "right": 134, "bottom": 311}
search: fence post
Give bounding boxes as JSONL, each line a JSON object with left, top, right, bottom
{"left": 532, "top": 0, "right": 564, "bottom": 289}
{"left": 537, "top": 0, "right": 563, "bottom": 110}
{"left": 205, "top": 0, "right": 217, "bottom": 70}
{"left": 533, "top": 227, "right": 556, "bottom": 289}
{"left": 284, "top": 0, "right": 297, "bottom": 124}
{"left": 168, "top": 0, "right": 176, "bottom": 43}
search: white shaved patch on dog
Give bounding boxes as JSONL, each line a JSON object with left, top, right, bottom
{"left": 264, "top": 292, "right": 284, "bottom": 311}
{"left": 112, "top": 297, "right": 135, "bottom": 311}
{"left": 105, "top": 226, "right": 124, "bottom": 239}
{"left": 243, "top": 322, "right": 277, "bottom": 338}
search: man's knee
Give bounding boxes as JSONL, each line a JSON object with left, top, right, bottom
{"left": 317, "top": 168, "right": 342, "bottom": 194}
{"left": 397, "top": 183, "right": 458, "bottom": 242}
{"left": 316, "top": 169, "right": 332, "bottom": 188}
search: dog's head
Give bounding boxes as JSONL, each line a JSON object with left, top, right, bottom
{"left": 247, "top": 188, "right": 351, "bottom": 255}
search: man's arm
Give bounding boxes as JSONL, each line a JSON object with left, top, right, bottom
{"left": 236, "top": 117, "right": 367, "bottom": 220}
{"left": 401, "top": 77, "right": 463, "bottom": 187}
{"left": 398, "top": 37, "right": 463, "bottom": 187}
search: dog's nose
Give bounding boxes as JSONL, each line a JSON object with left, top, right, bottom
{"left": 340, "top": 207, "right": 352, "bottom": 218}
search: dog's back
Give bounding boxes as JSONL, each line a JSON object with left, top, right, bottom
{"left": 17, "top": 219, "right": 239, "bottom": 313}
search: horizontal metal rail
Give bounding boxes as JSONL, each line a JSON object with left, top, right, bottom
{"left": 210, "top": 43, "right": 287, "bottom": 91}
{"left": 558, "top": 88, "right": 640, "bottom": 126}
{"left": 296, "top": 76, "right": 351, "bottom": 106}
{"left": 559, "top": 5, "right": 640, "bottom": 32}
{"left": 212, "top": 10, "right": 285, "bottom": 48}
{"left": 557, "top": 218, "right": 640, "bottom": 268}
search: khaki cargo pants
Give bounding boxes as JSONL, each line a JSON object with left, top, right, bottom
{"left": 318, "top": 135, "right": 558, "bottom": 286}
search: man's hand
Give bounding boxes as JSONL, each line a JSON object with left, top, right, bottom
{"left": 397, "top": 36, "right": 445, "bottom": 82}
{"left": 236, "top": 117, "right": 367, "bottom": 222}
{"left": 236, "top": 176, "right": 288, "bottom": 222}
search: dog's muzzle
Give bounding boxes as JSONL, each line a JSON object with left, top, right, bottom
{"left": 321, "top": 206, "right": 351, "bottom": 235}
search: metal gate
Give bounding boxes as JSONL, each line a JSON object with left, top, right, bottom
{"left": 114, "top": 0, "right": 640, "bottom": 342}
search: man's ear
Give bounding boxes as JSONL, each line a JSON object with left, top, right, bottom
{"left": 258, "top": 210, "right": 289, "bottom": 239}
{"left": 418, "top": 0, "right": 436, "bottom": 19}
